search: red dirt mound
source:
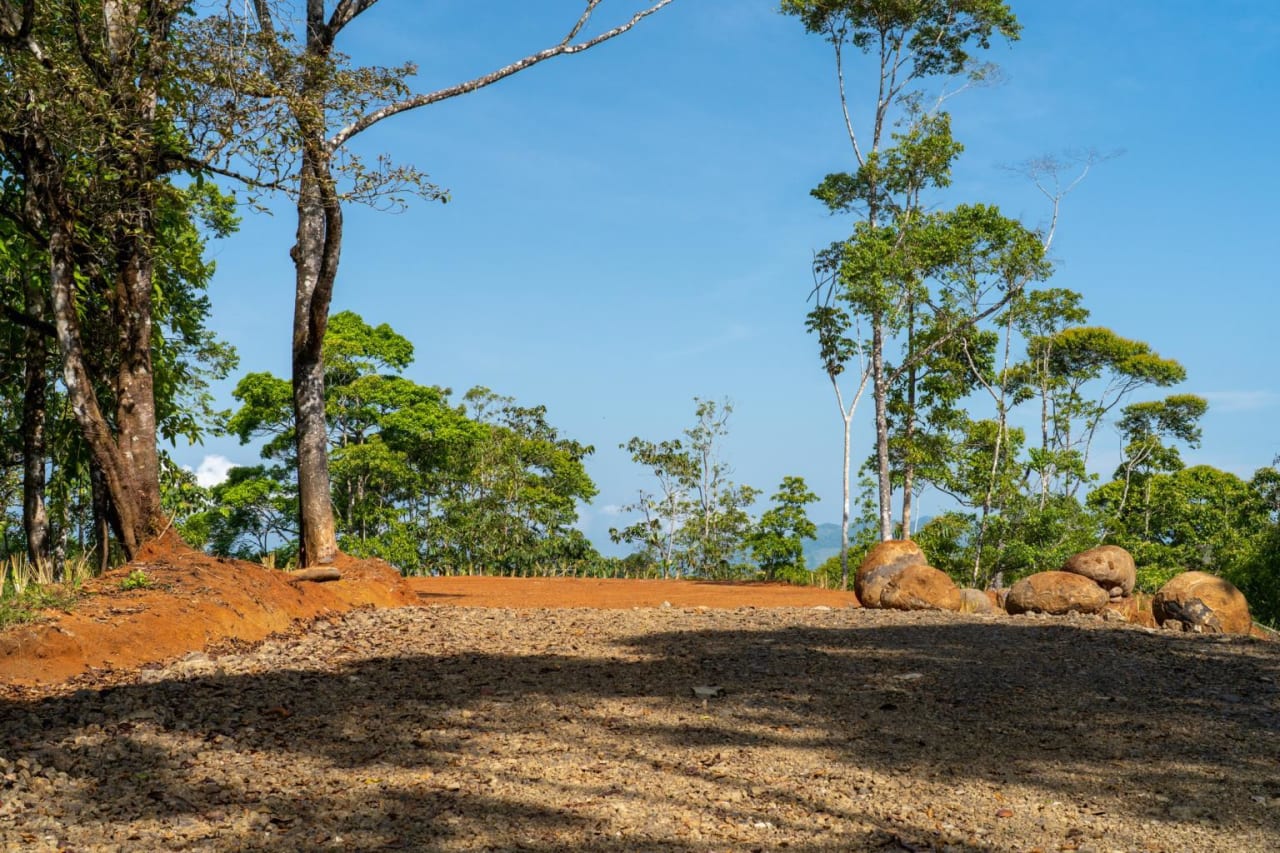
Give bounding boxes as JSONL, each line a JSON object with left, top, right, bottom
{"left": 0, "top": 532, "right": 416, "bottom": 689}
{"left": 0, "top": 535, "right": 860, "bottom": 692}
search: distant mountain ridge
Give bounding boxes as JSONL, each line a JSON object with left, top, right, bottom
{"left": 802, "top": 523, "right": 846, "bottom": 569}
{"left": 801, "top": 519, "right": 932, "bottom": 569}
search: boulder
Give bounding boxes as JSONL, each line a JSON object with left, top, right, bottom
{"left": 1062, "top": 545, "right": 1137, "bottom": 597}
{"left": 959, "top": 588, "right": 997, "bottom": 615}
{"left": 854, "top": 540, "right": 926, "bottom": 608}
{"left": 1152, "top": 572, "right": 1252, "bottom": 635}
{"left": 880, "top": 565, "right": 962, "bottom": 612}
{"left": 1005, "top": 571, "right": 1110, "bottom": 615}
{"left": 1103, "top": 594, "right": 1157, "bottom": 628}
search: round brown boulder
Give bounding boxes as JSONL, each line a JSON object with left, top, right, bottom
{"left": 1152, "top": 571, "right": 1252, "bottom": 635}
{"left": 879, "top": 565, "right": 962, "bottom": 612}
{"left": 1006, "top": 571, "right": 1110, "bottom": 615}
{"left": 958, "top": 588, "right": 997, "bottom": 615}
{"left": 854, "top": 540, "right": 926, "bottom": 608}
{"left": 1062, "top": 545, "right": 1136, "bottom": 597}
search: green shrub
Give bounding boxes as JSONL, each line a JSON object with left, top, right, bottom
{"left": 120, "top": 569, "right": 153, "bottom": 591}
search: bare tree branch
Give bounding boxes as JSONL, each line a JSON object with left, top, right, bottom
{"left": 328, "top": 0, "right": 676, "bottom": 150}
{"left": 832, "top": 31, "right": 864, "bottom": 167}
{"left": 179, "top": 155, "right": 293, "bottom": 194}
{"left": 1004, "top": 149, "right": 1122, "bottom": 252}
{"left": 327, "top": 0, "right": 379, "bottom": 37}
{"left": 564, "top": 0, "right": 606, "bottom": 43}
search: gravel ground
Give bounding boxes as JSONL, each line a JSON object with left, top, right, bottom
{"left": 2, "top": 605, "right": 1278, "bottom": 852}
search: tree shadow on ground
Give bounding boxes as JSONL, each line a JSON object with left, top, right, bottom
{"left": 1, "top": 616, "right": 1278, "bottom": 851}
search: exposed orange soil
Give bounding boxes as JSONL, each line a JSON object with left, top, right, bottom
{"left": 0, "top": 537, "right": 859, "bottom": 692}
{"left": 409, "top": 574, "right": 861, "bottom": 610}
{"left": 0, "top": 534, "right": 417, "bottom": 690}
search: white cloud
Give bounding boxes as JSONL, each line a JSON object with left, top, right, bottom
{"left": 1197, "top": 390, "right": 1280, "bottom": 413}
{"left": 194, "top": 454, "right": 237, "bottom": 488}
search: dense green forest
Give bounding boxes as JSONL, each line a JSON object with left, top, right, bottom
{"left": 0, "top": 1, "right": 1275, "bottom": 626}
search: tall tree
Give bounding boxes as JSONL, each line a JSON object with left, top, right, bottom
{"left": 187, "top": 0, "right": 676, "bottom": 567}
{"left": 784, "top": 0, "right": 1051, "bottom": 543}
{"left": 0, "top": 0, "right": 224, "bottom": 559}
{"left": 0, "top": 209, "right": 53, "bottom": 567}
{"left": 805, "top": 243, "right": 872, "bottom": 589}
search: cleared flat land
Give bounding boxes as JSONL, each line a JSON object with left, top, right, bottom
{"left": 2, "top": 596, "right": 1278, "bottom": 851}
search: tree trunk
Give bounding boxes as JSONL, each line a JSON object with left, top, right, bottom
{"left": 49, "top": 221, "right": 160, "bottom": 559}
{"left": 112, "top": 205, "right": 164, "bottom": 542}
{"left": 90, "top": 461, "right": 112, "bottom": 575}
{"left": 290, "top": 157, "right": 342, "bottom": 567}
{"left": 13, "top": 0, "right": 179, "bottom": 563}
{"left": 21, "top": 276, "right": 51, "bottom": 571}
{"left": 872, "top": 321, "right": 893, "bottom": 541}
{"left": 900, "top": 304, "right": 918, "bottom": 537}
{"left": 1038, "top": 351, "right": 1051, "bottom": 508}
{"left": 839, "top": 402, "right": 852, "bottom": 590}
{"left": 972, "top": 314, "right": 1016, "bottom": 587}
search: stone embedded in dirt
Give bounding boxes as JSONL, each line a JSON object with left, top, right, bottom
{"left": 958, "top": 588, "right": 997, "bottom": 615}
{"left": 879, "top": 565, "right": 961, "bottom": 612}
{"left": 854, "top": 540, "right": 926, "bottom": 608}
{"left": 1153, "top": 571, "right": 1252, "bottom": 635}
{"left": 287, "top": 567, "right": 342, "bottom": 583}
{"left": 1005, "top": 571, "right": 1110, "bottom": 616}
{"left": 1062, "top": 545, "right": 1137, "bottom": 597}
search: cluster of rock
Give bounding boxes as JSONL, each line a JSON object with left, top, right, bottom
{"left": 853, "top": 541, "right": 1255, "bottom": 636}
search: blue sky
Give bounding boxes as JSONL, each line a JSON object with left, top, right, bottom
{"left": 184, "top": 0, "right": 1280, "bottom": 550}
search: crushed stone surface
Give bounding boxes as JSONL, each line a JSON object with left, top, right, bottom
{"left": 2, "top": 605, "right": 1278, "bottom": 851}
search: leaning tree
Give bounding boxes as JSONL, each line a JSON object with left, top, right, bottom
{"left": 185, "top": 0, "right": 678, "bottom": 567}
